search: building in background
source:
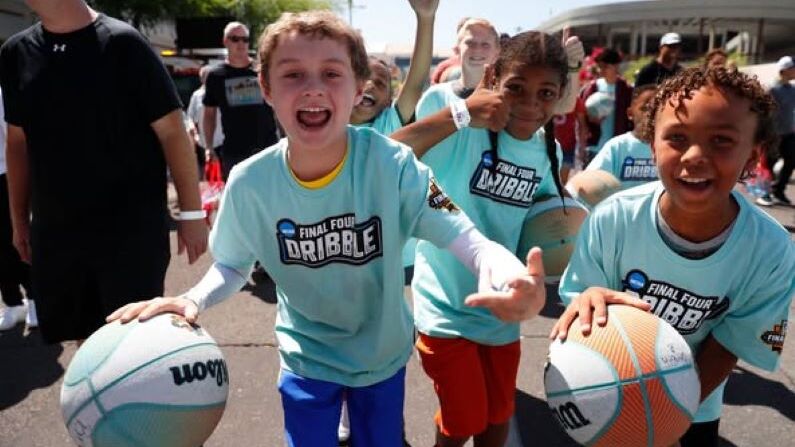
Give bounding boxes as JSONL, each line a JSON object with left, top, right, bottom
{"left": 537, "top": 0, "right": 795, "bottom": 63}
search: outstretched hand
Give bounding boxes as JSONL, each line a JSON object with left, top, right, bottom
{"left": 106, "top": 296, "right": 200, "bottom": 325}
{"left": 465, "top": 247, "right": 546, "bottom": 322}
{"left": 408, "top": 0, "right": 439, "bottom": 18}
{"left": 549, "top": 287, "right": 652, "bottom": 340}
{"left": 466, "top": 64, "right": 510, "bottom": 132}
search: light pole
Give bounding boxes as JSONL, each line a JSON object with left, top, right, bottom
{"left": 347, "top": 0, "right": 365, "bottom": 27}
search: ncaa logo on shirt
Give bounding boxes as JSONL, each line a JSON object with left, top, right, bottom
{"left": 622, "top": 270, "right": 730, "bottom": 334}
{"left": 620, "top": 157, "right": 657, "bottom": 181}
{"left": 276, "top": 214, "right": 383, "bottom": 268}
{"left": 469, "top": 151, "right": 542, "bottom": 208}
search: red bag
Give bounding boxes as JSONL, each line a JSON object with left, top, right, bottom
{"left": 201, "top": 160, "right": 224, "bottom": 225}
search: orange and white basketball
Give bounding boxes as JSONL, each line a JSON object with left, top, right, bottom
{"left": 544, "top": 305, "right": 699, "bottom": 447}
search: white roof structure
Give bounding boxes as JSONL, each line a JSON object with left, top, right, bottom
{"left": 537, "top": 0, "right": 795, "bottom": 62}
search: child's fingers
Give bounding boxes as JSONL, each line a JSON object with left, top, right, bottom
{"left": 577, "top": 295, "right": 594, "bottom": 335}
{"left": 137, "top": 298, "right": 191, "bottom": 322}
{"left": 593, "top": 297, "right": 608, "bottom": 326}
{"left": 526, "top": 247, "right": 545, "bottom": 279}
{"left": 106, "top": 303, "right": 135, "bottom": 322}
{"left": 117, "top": 301, "right": 154, "bottom": 324}
{"left": 605, "top": 291, "right": 652, "bottom": 310}
{"left": 552, "top": 305, "right": 579, "bottom": 340}
{"left": 477, "top": 64, "right": 496, "bottom": 90}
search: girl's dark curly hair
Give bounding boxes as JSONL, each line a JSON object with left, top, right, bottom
{"left": 491, "top": 31, "right": 569, "bottom": 201}
{"left": 640, "top": 67, "right": 779, "bottom": 162}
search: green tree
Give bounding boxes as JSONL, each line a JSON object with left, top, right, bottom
{"left": 88, "top": 0, "right": 337, "bottom": 34}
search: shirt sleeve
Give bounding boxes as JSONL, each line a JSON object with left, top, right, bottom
{"left": 711, "top": 243, "right": 795, "bottom": 371}
{"left": 398, "top": 150, "right": 474, "bottom": 248}
{"left": 209, "top": 176, "right": 257, "bottom": 274}
{"left": 203, "top": 70, "right": 222, "bottom": 107}
{"left": 586, "top": 136, "right": 619, "bottom": 176}
{"left": 558, "top": 204, "right": 617, "bottom": 305}
{"left": 118, "top": 30, "right": 182, "bottom": 123}
{"left": 0, "top": 40, "right": 23, "bottom": 126}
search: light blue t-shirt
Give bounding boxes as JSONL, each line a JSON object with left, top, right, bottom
{"left": 586, "top": 131, "right": 658, "bottom": 190}
{"left": 351, "top": 102, "right": 405, "bottom": 137}
{"left": 588, "top": 78, "right": 616, "bottom": 154}
{"left": 210, "top": 126, "right": 474, "bottom": 387}
{"left": 417, "top": 81, "right": 460, "bottom": 119}
{"left": 413, "top": 127, "right": 563, "bottom": 345}
{"left": 352, "top": 103, "right": 415, "bottom": 266}
{"left": 559, "top": 182, "right": 795, "bottom": 422}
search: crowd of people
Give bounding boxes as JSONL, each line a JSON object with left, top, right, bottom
{"left": 1, "top": 1, "right": 794, "bottom": 447}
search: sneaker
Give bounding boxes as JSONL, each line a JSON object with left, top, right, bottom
{"left": 755, "top": 195, "right": 774, "bottom": 206}
{"left": 773, "top": 192, "right": 792, "bottom": 205}
{"left": 0, "top": 305, "right": 27, "bottom": 331}
{"left": 338, "top": 399, "right": 350, "bottom": 445}
{"left": 24, "top": 299, "right": 38, "bottom": 328}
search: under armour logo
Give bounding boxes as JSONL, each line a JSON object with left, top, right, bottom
{"left": 53, "top": 44, "right": 66, "bottom": 52}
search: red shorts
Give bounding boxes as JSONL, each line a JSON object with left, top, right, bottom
{"left": 416, "top": 333, "right": 521, "bottom": 437}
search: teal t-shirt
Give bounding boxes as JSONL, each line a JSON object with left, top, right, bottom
{"left": 559, "top": 182, "right": 795, "bottom": 422}
{"left": 413, "top": 127, "right": 563, "bottom": 345}
{"left": 210, "top": 126, "right": 474, "bottom": 387}
{"left": 352, "top": 103, "right": 416, "bottom": 267}
{"left": 586, "top": 131, "right": 658, "bottom": 190}
{"left": 417, "top": 81, "right": 459, "bottom": 119}
{"left": 351, "top": 102, "right": 405, "bottom": 136}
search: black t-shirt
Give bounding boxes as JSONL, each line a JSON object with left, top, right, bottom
{"left": 0, "top": 15, "right": 181, "bottom": 237}
{"left": 634, "top": 60, "right": 682, "bottom": 87}
{"left": 203, "top": 63, "right": 278, "bottom": 157}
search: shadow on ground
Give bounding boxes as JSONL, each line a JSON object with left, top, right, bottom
{"left": 242, "top": 268, "right": 277, "bottom": 304}
{"left": 724, "top": 365, "right": 795, "bottom": 421}
{"left": 0, "top": 327, "right": 64, "bottom": 410}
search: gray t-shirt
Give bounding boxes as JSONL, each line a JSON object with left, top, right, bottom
{"left": 770, "top": 81, "right": 795, "bottom": 135}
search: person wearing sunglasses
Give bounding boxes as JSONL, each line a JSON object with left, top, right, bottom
{"left": 203, "top": 21, "right": 279, "bottom": 181}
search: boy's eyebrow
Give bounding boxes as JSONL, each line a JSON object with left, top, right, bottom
{"left": 274, "top": 57, "right": 349, "bottom": 67}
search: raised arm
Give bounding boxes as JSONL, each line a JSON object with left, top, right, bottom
{"left": 395, "top": 0, "right": 439, "bottom": 122}
{"left": 5, "top": 124, "right": 31, "bottom": 263}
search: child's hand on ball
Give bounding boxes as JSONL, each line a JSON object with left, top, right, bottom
{"left": 549, "top": 287, "right": 651, "bottom": 340}
{"left": 106, "top": 296, "right": 199, "bottom": 325}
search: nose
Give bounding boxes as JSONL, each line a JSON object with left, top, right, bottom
{"left": 302, "top": 75, "right": 326, "bottom": 97}
{"left": 680, "top": 143, "right": 707, "bottom": 165}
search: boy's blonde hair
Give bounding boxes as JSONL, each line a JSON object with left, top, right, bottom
{"left": 257, "top": 11, "right": 370, "bottom": 84}
{"left": 456, "top": 18, "right": 499, "bottom": 46}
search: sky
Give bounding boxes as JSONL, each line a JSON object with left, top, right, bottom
{"left": 345, "top": 0, "right": 640, "bottom": 51}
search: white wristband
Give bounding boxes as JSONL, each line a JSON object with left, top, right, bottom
{"left": 450, "top": 98, "right": 471, "bottom": 130}
{"left": 176, "top": 210, "right": 207, "bottom": 221}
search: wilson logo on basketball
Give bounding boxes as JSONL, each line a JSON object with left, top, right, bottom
{"left": 761, "top": 320, "right": 787, "bottom": 353}
{"left": 276, "top": 214, "right": 383, "bottom": 267}
{"left": 469, "top": 151, "right": 542, "bottom": 207}
{"left": 551, "top": 402, "right": 592, "bottom": 431}
{"left": 622, "top": 270, "right": 729, "bottom": 334}
{"left": 170, "top": 359, "right": 229, "bottom": 387}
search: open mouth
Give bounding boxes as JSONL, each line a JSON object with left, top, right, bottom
{"left": 677, "top": 177, "right": 711, "bottom": 191}
{"left": 297, "top": 107, "right": 331, "bottom": 128}
{"left": 359, "top": 93, "right": 376, "bottom": 108}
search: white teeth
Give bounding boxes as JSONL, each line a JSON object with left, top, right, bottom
{"left": 363, "top": 93, "right": 375, "bottom": 101}
{"left": 299, "top": 107, "right": 327, "bottom": 112}
{"left": 680, "top": 178, "right": 707, "bottom": 184}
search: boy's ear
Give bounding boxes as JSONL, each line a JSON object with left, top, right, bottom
{"left": 259, "top": 73, "right": 273, "bottom": 106}
{"left": 745, "top": 143, "right": 763, "bottom": 172}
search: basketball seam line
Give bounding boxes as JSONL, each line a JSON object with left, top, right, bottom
{"left": 613, "top": 315, "right": 654, "bottom": 447}
{"left": 66, "top": 342, "right": 219, "bottom": 428}
{"left": 654, "top": 331, "right": 697, "bottom": 420}
{"left": 544, "top": 364, "right": 695, "bottom": 397}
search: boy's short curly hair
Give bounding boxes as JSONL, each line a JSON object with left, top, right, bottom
{"left": 640, "top": 67, "right": 778, "bottom": 153}
{"left": 257, "top": 10, "right": 370, "bottom": 84}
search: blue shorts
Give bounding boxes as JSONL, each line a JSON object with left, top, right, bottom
{"left": 278, "top": 367, "right": 406, "bottom": 447}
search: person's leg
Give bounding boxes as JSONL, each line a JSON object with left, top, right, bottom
{"left": 278, "top": 369, "right": 343, "bottom": 447}
{"left": 473, "top": 341, "right": 521, "bottom": 447}
{"left": 773, "top": 133, "right": 795, "bottom": 201}
{"left": 416, "top": 334, "right": 488, "bottom": 447}
{"left": 679, "top": 419, "right": 720, "bottom": 447}
{"left": 346, "top": 367, "right": 406, "bottom": 447}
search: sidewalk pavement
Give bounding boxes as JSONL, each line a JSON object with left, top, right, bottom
{"left": 1, "top": 184, "right": 793, "bottom": 447}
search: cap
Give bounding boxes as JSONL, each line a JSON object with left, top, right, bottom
{"left": 659, "top": 33, "right": 682, "bottom": 47}
{"left": 777, "top": 56, "right": 794, "bottom": 72}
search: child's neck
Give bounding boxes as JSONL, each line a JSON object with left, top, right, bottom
{"left": 287, "top": 132, "right": 348, "bottom": 182}
{"left": 659, "top": 193, "right": 739, "bottom": 243}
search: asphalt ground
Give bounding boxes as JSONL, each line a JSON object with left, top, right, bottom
{"left": 1, "top": 183, "right": 793, "bottom": 447}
